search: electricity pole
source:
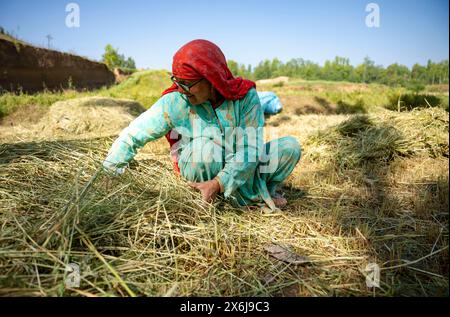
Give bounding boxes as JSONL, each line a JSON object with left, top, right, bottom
{"left": 46, "top": 34, "right": 53, "bottom": 49}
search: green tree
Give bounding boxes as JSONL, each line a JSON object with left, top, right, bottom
{"left": 436, "top": 60, "right": 449, "bottom": 84}
{"left": 381, "top": 63, "right": 410, "bottom": 86}
{"left": 354, "top": 57, "right": 383, "bottom": 83}
{"left": 302, "top": 60, "right": 321, "bottom": 80}
{"left": 227, "top": 60, "right": 252, "bottom": 79}
{"left": 102, "top": 44, "right": 137, "bottom": 71}
{"left": 102, "top": 44, "right": 121, "bottom": 69}
{"left": 322, "top": 56, "right": 354, "bottom": 81}
{"left": 253, "top": 59, "right": 272, "bottom": 80}
{"left": 227, "top": 60, "right": 239, "bottom": 76}
{"left": 411, "top": 63, "right": 427, "bottom": 83}
{"left": 270, "top": 58, "right": 283, "bottom": 77}
{"left": 426, "top": 59, "right": 449, "bottom": 85}
{"left": 123, "top": 57, "right": 136, "bottom": 70}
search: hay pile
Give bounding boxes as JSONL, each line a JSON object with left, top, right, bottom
{"left": 305, "top": 108, "right": 449, "bottom": 169}
{"left": 37, "top": 97, "right": 146, "bottom": 137}
{"left": 2, "top": 138, "right": 359, "bottom": 296}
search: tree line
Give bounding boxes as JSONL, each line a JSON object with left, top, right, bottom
{"left": 228, "top": 56, "right": 449, "bottom": 87}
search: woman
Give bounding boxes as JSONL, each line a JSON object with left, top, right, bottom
{"left": 103, "top": 39, "right": 301, "bottom": 211}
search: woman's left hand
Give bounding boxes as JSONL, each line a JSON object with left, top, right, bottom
{"left": 188, "top": 179, "right": 221, "bottom": 203}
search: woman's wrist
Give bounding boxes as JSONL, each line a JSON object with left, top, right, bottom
{"left": 213, "top": 176, "right": 224, "bottom": 193}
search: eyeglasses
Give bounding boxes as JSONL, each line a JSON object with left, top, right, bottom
{"left": 170, "top": 75, "right": 203, "bottom": 93}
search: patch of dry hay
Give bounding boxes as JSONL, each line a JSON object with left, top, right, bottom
{"left": 37, "top": 97, "right": 146, "bottom": 138}
{"left": 0, "top": 99, "right": 448, "bottom": 297}
{"left": 0, "top": 97, "right": 147, "bottom": 142}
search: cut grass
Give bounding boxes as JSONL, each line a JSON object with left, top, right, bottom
{"left": 0, "top": 106, "right": 448, "bottom": 296}
{"left": 304, "top": 108, "right": 449, "bottom": 169}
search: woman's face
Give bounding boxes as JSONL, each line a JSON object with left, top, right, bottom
{"left": 175, "top": 77, "right": 211, "bottom": 105}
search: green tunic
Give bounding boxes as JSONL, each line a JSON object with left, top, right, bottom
{"left": 103, "top": 88, "right": 301, "bottom": 210}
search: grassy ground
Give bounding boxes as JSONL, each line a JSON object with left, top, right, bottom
{"left": 0, "top": 72, "right": 448, "bottom": 296}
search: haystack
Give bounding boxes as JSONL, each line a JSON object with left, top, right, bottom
{"left": 38, "top": 96, "right": 146, "bottom": 137}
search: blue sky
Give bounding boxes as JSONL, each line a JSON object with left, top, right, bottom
{"left": 0, "top": 0, "right": 448, "bottom": 70}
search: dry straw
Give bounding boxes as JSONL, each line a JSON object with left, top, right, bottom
{"left": 0, "top": 103, "right": 448, "bottom": 296}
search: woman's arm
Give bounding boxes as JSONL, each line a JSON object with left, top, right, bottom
{"left": 102, "top": 94, "right": 176, "bottom": 175}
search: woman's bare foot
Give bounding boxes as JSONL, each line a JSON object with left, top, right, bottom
{"left": 272, "top": 192, "right": 287, "bottom": 208}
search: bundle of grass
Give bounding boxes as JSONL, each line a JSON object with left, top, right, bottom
{"left": 37, "top": 97, "right": 146, "bottom": 138}
{"left": 304, "top": 108, "right": 449, "bottom": 169}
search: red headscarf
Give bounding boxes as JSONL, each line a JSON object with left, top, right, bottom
{"left": 162, "top": 39, "right": 255, "bottom": 99}
{"left": 161, "top": 39, "right": 256, "bottom": 174}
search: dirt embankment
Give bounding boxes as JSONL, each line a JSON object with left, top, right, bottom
{"left": 0, "top": 38, "right": 115, "bottom": 92}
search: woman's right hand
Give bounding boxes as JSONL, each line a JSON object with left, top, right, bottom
{"left": 188, "top": 179, "right": 221, "bottom": 203}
